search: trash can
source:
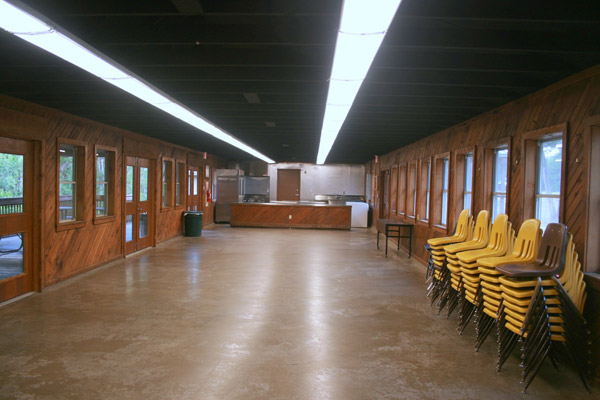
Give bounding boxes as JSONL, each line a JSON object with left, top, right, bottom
{"left": 184, "top": 211, "right": 203, "bottom": 237}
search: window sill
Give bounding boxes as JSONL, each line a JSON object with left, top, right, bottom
{"left": 93, "top": 215, "right": 116, "bottom": 225}
{"left": 417, "top": 219, "right": 430, "bottom": 227}
{"left": 56, "top": 220, "right": 86, "bottom": 232}
{"left": 432, "top": 224, "right": 448, "bottom": 234}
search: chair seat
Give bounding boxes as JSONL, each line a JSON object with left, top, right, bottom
{"left": 447, "top": 264, "right": 461, "bottom": 273}
{"left": 482, "top": 287, "right": 502, "bottom": 299}
{"left": 457, "top": 248, "right": 505, "bottom": 264}
{"left": 483, "top": 294, "right": 502, "bottom": 307}
{"left": 479, "top": 273, "right": 501, "bottom": 283}
{"left": 479, "top": 255, "right": 532, "bottom": 268}
{"left": 498, "top": 275, "right": 556, "bottom": 288}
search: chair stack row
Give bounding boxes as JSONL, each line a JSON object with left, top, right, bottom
{"left": 424, "top": 211, "right": 591, "bottom": 393}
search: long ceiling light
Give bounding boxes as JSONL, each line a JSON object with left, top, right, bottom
{"left": 316, "top": 0, "right": 402, "bottom": 164}
{"left": 0, "top": 0, "right": 275, "bottom": 164}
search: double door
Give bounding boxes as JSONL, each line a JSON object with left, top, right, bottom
{"left": 125, "top": 156, "right": 153, "bottom": 255}
{"left": 0, "top": 137, "right": 35, "bottom": 302}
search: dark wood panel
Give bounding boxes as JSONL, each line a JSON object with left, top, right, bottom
{"left": 230, "top": 203, "right": 351, "bottom": 230}
{"left": 367, "top": 68, "right": 600, "bottom": 266}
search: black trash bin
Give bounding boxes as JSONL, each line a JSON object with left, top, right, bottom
{"left": 184, "top": 211, "right": 203, "bottom": 237}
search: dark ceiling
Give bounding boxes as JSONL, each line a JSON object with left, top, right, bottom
{"left": 1, "top": 0, "right": 600, "bottom": 163}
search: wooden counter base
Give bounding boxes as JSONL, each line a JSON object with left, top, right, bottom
{"left": 230, "top": 203, "right": 351, "bottom": 230}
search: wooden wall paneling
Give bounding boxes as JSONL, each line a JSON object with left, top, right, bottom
{"left": 389, "top": 165, "right": 398, "bottom": 214}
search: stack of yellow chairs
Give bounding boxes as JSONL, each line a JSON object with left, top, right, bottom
{"left": 473, "top": 218, "right": 541, "bottom": 349}
{"left": 425, "top": 209, "right": 472, "bottom": 307}
{"left": 455, "top": 214, "right": 513, "bottom": 334}
{"left": 442, "top": 210, "right": 490, "bottom": 317}
{"left": 495, "top": 223, "right": 590, "bottom": 393}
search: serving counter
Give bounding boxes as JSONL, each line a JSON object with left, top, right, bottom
{"left": 230, "top": 202, "right": 351, "bottom": 230}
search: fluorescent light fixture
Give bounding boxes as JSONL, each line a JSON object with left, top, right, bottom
{"left": 0, "top": 0, "right": 275, "bottom": 164}
{"left": 316, "top": 0, "right": 401, "bottom": 164}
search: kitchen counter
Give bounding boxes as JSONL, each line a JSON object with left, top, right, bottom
{"left": 230, "top": 202, "right": 351, "bottom": 229}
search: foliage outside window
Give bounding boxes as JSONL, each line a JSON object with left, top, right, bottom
{"left": 492, "top": 147, "right": 508, "bottom": 220}
{"left": 162, "top": 158, "right": 173, "bottom": 208}
{"left": 536, "top": 137, "right": 562, "bottom": 230}
{"left": 95, "top": 148, "right": 115, "bottom": 219}
{"left": 176, "top": 161, "right": 185, "bottom": 207}
{"left": 0, "top": 153, "right": 24, "bottom": 215}
{"left": 58, "top": 142, "right": 85, "bottom": 226}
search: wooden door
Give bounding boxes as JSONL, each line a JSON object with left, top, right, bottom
{"left": 380, "top": 170, "right": 390, "bottom": 219}
{"left": 187, "top": 166, "right": 202, "bottom": 211}
{"left": 124, "top": 156, "right": 154, "bottom": 255}
{"left": 0, "top": 137, "right": 34, "bottom": 302}
{"left": 277, "top": 169, "right": 301, "bottom": 201}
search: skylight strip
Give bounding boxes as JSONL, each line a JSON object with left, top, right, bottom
{"left": 316, "top": 0, "right": 401, "bottom": 164}
{"left": 0, "top": 0, "right": 275, "bottom": 164}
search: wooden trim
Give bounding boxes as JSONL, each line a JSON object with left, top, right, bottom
{"left": 406, "top": 160, "right": 417, "bottom": 220}
{"left": 452, "top": 146, "right": 476, "bottom": 229}
{"left": 397, "top": 163, "right": 407, "bottom": 216}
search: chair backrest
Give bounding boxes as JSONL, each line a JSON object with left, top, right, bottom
{"left": 535, "top": 223, "right": 568, "bottom": 274}
{"left": 455, "top": 209, "right": 471, "bottom": 240}
{"left": 510, "top": 219, "right": 541, "bottom": 260}
{"left": 486, "top": 213, "right": 509, "bottom": 252}
{"left": 472, "top": 210, "right": 490, "bottom": 243}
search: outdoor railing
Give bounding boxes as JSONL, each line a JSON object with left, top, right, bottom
{"left": 0, "top": 197, "right": 23, "bottom": 215}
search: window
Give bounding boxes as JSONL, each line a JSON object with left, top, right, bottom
{"left": 491, "top": 147, "right": 508, "bottom": 220}
{"left": 397, "top": 163, "right": 406, "bottom": 215}
{"left": 175, "top": 161, "right": 185, "bottom": 207}
{"left": 432, "top": 154, "right": 450, "bottom": 227}
{"left": 390, "top": 166, "right": 398, "bottom": 214}
{"left": 535, "top": 138, "right": 562, "bottom": 229}
{"left": 463, "top": 153, "right": 473, "bottom": 211}
{"left": 522, "top": 124, "right": 566, "bottom": 231}
{"left": 417, "top": 159, "right": 431, "bottom": 222}
{"left": 94, "top": 146, "right": 116, "bottom": 221}
{"left": 162, "top": 158, "right": 173, "bottom": 208}
{"left": 407, "top": 161, "right": 417, "bottom": 218}
{"left": 57, "top": 142, "right": 85, "bottom": 228}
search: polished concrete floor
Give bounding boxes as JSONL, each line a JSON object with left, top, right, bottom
{"left": 0, "top": 226, "right": 595, "bottom": 399}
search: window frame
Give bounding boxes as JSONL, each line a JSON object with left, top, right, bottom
{"left": 406, "top": 161, "right": 417, "bottom": 220}
{"left": 432, "top": 152, "right": 450, "bottom": 229}
{"left": 522, "top": 123, "right": 567, "bottom": 228}
{"left": 483, "top": 138, "right": 511, "bottom": 221}
{"left": 397, "top": 163, "right": 407, "bottom": 216}
{"left": 417, "top": 157, "right": 432, "bottom": 224}
{"left": 161, "top": 157, "right": 174, "bottom": 210}
{"left": 56, "top": 138, "right": 86, "bottom": 231}
{"left": 93, "top": 145, "right": 117, "bottom": 225}
{"left": 453, "top": 146, "right": 476, "bottom": 227}
{"left": 175, "top": 160, "right": 186, "bottom": 208}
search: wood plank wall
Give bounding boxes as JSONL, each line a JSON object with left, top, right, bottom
{"left": 366, "top": 66, "right": 600, "bottom": 269}
{"left": 0, "top": 94, "right": 226, "bottom": 287}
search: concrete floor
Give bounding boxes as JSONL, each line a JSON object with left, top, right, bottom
{"left": 0, "top": 226, "right": 595, "bottom": 399}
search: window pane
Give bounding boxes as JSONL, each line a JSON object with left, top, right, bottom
{"left": 463, "top": 193, "right": 472, "bottom": 211}
{"left": 0, "top": 232, "right": 24, "bottom": 280}
{"left": 0, "top": 153, "right": 24, "bottom": 215}
{"left": 126, "top": 166, "right": 134, "bottom": 202}
{"left": 96, "top": 183, "right": 107, "bottom": 216}
{"left": 441, "top": 192, "right": 448, "bottom": 225}
{"left": 139, "top": 212, "right": 148, "bottom": 238}
{"left": 139, "top": 167, "right": 148, "bottom": 202}
{"left": 425, "top": 162, "right": 430, "bottom": 220}
{"left": 536, "top": 197, "right": 560, "bottom": 231}
{"left": 193, "top": 171, "right": 198, "bottom": 195}
{"left": 176, "top": 163, "right": 184, "bottom": 206}
{"left": 493, "top": 149, "right": 508, "bottom": 192}
{"left": 464, "top": 153, "right": 473, "bottom": 192}
{"left": 492, "top": 194, "right": 506, "bottom": 220}
{"left": 125, "top": 215, "right": 133, "bottom": 242}
{"left": 96, "top": 151, "right": 106, "bottom": 182}
{"left": 442, "top": 158, "right": 449, "bottom": 190}
{"left": 59, "top": 144, "right": 75, "bottom": 182}
{"left": 59, "top": 183, "right": 75, "bottom": 220}
{"left": 537, "top": 139, "right": 562, "bottom": 195}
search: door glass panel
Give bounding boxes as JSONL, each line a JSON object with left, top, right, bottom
{"left": 126, "top": 166, "right": 134, "bottom": 202}
{"left": 139, "top": 167, "right": 148, "bottom": 202}
{"left": 0, "top": 153, "right": 24, "bottom": 215}
{"left": 139, "top": 212, "right": 148, "bottom": 238}
{"left": 193, "top": 171, "right": 198, "bottom": 195}
{"left": 125, "top": 215, "right": 133, "bottom": 242}
{"left": 188, "top": 170, "right": 191, "bottom": 196}
{"left": 0, "top": 233, "right": 24, "bottom": 280}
